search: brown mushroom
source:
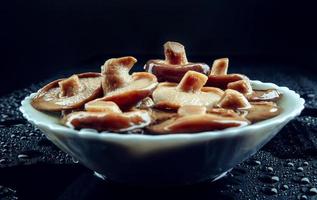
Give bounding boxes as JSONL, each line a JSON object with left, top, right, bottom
{"left": 148, "top": 105, "right": 249, "bottom": 134}
{"left": 207, "top": 107, "right": 240, "bottom": 118}
{"left": 152, "top": 71, "right": 224, "bottom": 110}
{"left": 100, "top": 56, "right": 158, "bottom": 110}
{"left": 136, "top": 97, "right": 155, "bottom": 109}
{"left": 144, "top": 41, "right": 210, "bottom": 82}
{"left": 62, "top": 100, "right": 151, "bottom": 132}
{"left": 246, "top": 89, "right": 281, "bottom": 102}
{"left": 244, "top": 101, "right": 281, "bottom": 123}
{"left": 147, "top": 108, "right": 178, "bottom": 124}
{"left": 207, "top": 58, "right": 252, "bottom": 91}
{"left": 217, "top": 89, "right": 251, "bottom": 110}
{"left": 31, "top": 73, "right": 103, "bottom": 112}
{"left": 227, "top": 79, "right": 253, "bottom": 95}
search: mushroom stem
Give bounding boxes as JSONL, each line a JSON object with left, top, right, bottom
{"left": 177, "top": 71, "right": 208, "bottom": 92}
{"left": 227, "top": 79, "right": 253, "bottom": 94}
{"left": 102, "top": 56, "right": 137, "bottom": 93}
{"left": 85, "top": 100, "right": 122, "bottom": 113}
{"left": 164, "top": 41, "right": 188, "bottom": 65}
{"left": 58, "top": 75, "right": 80, "bottom": 97}
{"left": 210, "top": 58, "right": 229, "bottom": 75}
{"left": 218, "top": 89, "right": 251, "bottom": 109}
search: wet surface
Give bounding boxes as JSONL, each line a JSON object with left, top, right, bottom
{"left": 0, "top": 66, "right": 317, "bottom": 199}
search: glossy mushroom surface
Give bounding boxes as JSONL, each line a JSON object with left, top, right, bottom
{"left": 31, "top": 73, "right": 103, "bottom": 112}
{"left": 207, "top": 58, "right": 252, "bottom": 92}
{"left": 100, "top": 56, "right": 158, "bottom": 110}
{"left": 148, "top": 105, "right": 249, "bottom": 134}
{"left": 63, "top": 101, "right": 151, "bottom": 132}
{"left": 145, "top": 41, "right": 210, "bottom": 82}
{"left": 244, "top": 101, "right": 282, "bottom": 123}
{"left": 152, "top": 71, "right": 223, "bottom": 110}
{"left": 247, "top": 89, "right": 281, "bottom": 102}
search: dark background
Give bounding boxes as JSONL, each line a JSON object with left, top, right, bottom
{"left": 1, "top": 0, "right": 317, "bottom": 95}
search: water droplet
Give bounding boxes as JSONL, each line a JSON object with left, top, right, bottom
{"left": 299, "top": 195, "right": 308, "bottom": 200}
{"left": 281, "top": 185, "right": 289, "bottom": 190}
{"left": 297, "top": 167, "right": 304, "bottom": 172}
{"left": 293, "top": 177, "right": 301, "bottom": 183}
{"left": 19, "top": 150, "right": 42, "bottom": 159}
{"left": 18, "top": 154, "right": 29, "bottom": 159}
{"left": 259, "top": 175, "right": 279, "bottom": 184}
{"left": 303, "top": 162, "right": 309, "bottom": 166}
{"left": 254, "top": 160, "right": 261, "bottom": 165}
{"left": 271, "top": 176, "right": 280, "bottom": 183}
{"left": 301, "top": 187, "right": 309, "bottom": 193}
{"left": 309, "top": 188, "right": 317, "bottom": 195}
{"left": 20, "top": 136, "right": 27, "bottom": 140}
{"left": 0, "top": 159, "right": 6, "bottom": 164}
{"left": 71, "top": 157, "right": 79, "bottom": 163}
{"left": 287, "top": 162, "right": 294, "bottom": 167}
{"left": 267, "top": 167, "right": 274, "bottom": 172}
{"left": 263, "top": 187, "right": 278, "bottom": 195}
{"left": 301, "top": 177, "right": 310, "bottom": 184}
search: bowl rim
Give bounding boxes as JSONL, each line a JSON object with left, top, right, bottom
{"left": 20, "top": 80, "right": 305, "bottom": 142}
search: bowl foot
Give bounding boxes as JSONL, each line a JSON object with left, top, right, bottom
{"left": 93, "top": 169, "right": 232, "bottom": 185}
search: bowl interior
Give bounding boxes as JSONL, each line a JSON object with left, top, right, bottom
{"left": 20, "top": 80, "right": 305, "bottom": 141}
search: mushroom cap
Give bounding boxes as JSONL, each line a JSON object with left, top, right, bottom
{"left": 148, "top": 105, "right": 249, "bottom": 134}
{"left": 101, "top": 56, "right": 158, "bottom": 110}
{"left": 31, "top": 72, "right": 103, "bottom": 111}
{"left": 145, "top": 60, "right": 210, "bottom": 82}
{"left": 152, "top": 71, "right": 224, "bottom": 110}
{"left": 244, "top": 101, "right": 281, "bottom": 123}
{"left": 63, "top": 109, "right": 151, "bottom": 132}
{"left": 101, "top": 72, "right": 158, "bottom": 110}
{"left": 247, "top": 89, "right": 281, "bottom": 102}
{"left": 63, "top": 100, "right": 151, "bottom": 132}
{"left": 207, "top": 74, "right": 247, "bottom": 89}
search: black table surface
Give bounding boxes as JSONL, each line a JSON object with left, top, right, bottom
{"left": 0, "top": 61, "right": 317, "bottom": 200}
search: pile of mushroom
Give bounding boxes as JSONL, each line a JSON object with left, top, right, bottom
{"left": 31, "top": 41, "right": 282, "bottom": 134}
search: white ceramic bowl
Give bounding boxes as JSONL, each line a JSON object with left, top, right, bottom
{"left": 20, "top": 80, "right": 305, "bottom": 185}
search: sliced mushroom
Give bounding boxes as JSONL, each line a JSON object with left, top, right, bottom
{"left": 136, "top": 97, "right": 155, "bottom": 109}
{"left": 100, "top": 56, "right": 158, "bottom": 110}
{"left": 148, "top": 105, "right": 249, "bottom": 134}
{"left": 246, "top": 89, "right": 281, "bottom": 102}
{"left": 145, "top": 41, "right": 210, "bottom": 82}
{"left": 147, "top": 108, "right": 178, "bottom": 124}
{"left": 85, "top": 101, "right": 122, "bottom": 113}
{"left": 244, "top": 101, "right": 281, "bottom": 123}
{"left": 218, "top": 89, "right": 251, "bottom": 110}
{"left": 152, "top": 71, "right": 224, "bottom": 110}
{"left": 62, "top": 100, "right": 151, "bottom": 132}
{"left": 227, "top": 80, "right": 253, "bottom": 95}
{"left": 210, "top": 58, "right": 229, "bottom": 75}
{"left": 207, "top": 107, "right": 239, "bottom": 118}
{"left": 31, "top": 73, "right": 103, "bottom": 111}
{"left": 207, "top": 58, "right": 252, "bottom": 91}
